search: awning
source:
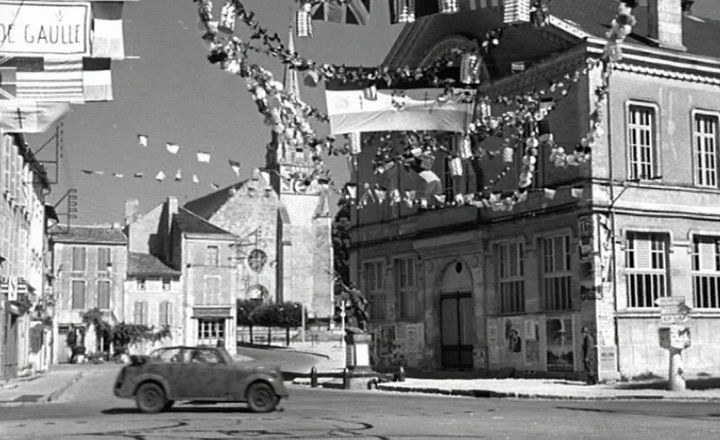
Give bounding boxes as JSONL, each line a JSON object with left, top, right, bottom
{"left": 192, "top": 307, "right": 232, "bottom": 319}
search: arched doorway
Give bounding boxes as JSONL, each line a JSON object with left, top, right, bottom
{"left": 439, "top": 260, "right": 474, "bottom": 370}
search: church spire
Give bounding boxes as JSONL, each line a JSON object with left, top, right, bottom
{"left": 283, "top": 20, "right": 300, "bottom": 99}
{"left": 283, "top": 21, "right": 300, "bottom": 98}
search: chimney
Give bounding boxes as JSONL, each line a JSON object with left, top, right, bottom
{"left": 124, "top": 199, "right": 139, "bottom": 226}
{"left": 163, "top": 197, "right": 179, "bottom": 262}
{"left": 647, "top": 0, "right": 686, "bottom": 51}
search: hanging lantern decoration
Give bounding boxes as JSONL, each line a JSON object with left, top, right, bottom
{"left": 393, "top": 0, "right": 416, "bottom": 24}
{"left": 363, "top": 83, "right": 378, "bottom": 101}
{"left": 218, "top": 1, "right": 237, "bottom": 35}
{"left": 449, "top": 157, "right": 464, "bottom": 177}
{"left": 296, "top": 2, "right": 313, "bottom": 38}
{"left": 478, "top": 100, "right": 492, "bottom": 119}
{"left": 503, "top": 146, "right": 514, "bottom": 163}
{"left": 459, "top": 135, "right": 473, "bottom": 160}
{"left": 503, "top": 0, "right": 531, "bottom": 24}
{"left": 439, "top": 0, "right": 459, "bottom": 14}
{"left": 419, "top": 152, "right": 435, "bottom": 170}
{"left": 460, "top": 52, "right": 483, "bottom": 85}
{"left": 349, "top": 132, "right": 362, "bottom": 155}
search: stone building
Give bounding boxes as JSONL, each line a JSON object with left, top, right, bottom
{"left": 49, "top": 226, "right": 127, "bottom": 363}
{"left": 0, "top": 131, "right": 53, "bottom": 379}
{"left": 350, "top": 0, "right": 720, "bottom": 380}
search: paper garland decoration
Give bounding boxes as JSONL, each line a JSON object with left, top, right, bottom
{"left": 503, "top": 0, "right": 531, "bottom": 24}
{"left": 296, "top": 3, "right": 313, "bottom": 38}
{"left": 197, "top": 151, "right": 212, "bottom": 163}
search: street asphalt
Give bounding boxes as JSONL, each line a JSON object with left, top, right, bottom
{"left": 2, "top": 364, "right": 720, "bottom": 439}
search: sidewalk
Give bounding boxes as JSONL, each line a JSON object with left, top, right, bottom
{"left": 0, "top": 364, "right": 89, "bottom": 405}
{"left": 294, "top": 374, "right": 720, "bottom": 401}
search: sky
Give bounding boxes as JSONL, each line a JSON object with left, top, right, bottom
{"left": 30, "top": 0, "right": 720, "bottom": 226}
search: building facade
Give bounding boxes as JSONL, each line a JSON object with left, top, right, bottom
{"left": 350, "top": 0, "right": 720, "bottom": 380}
{"left": 49, "top": 226, "right": 127, "bottom": 363}
{"left": 0, "top": 130, "right": 52, "bottom": 380}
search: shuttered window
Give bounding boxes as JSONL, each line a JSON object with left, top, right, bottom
{"left": 363, "top": 261, "right": 386, "bottom": 320}
{"left": 97, "top": 247, "right": 111, "bottom": 271}
{"left": 71, "top": 247, "right": 86, "bottom": 271}
{"left": 394, "top": 257, "right": 417, "bottom": 320}
{"left": 206, "top": 245, "right": 219, "bottom": 266}
{"left": 133, "top": 301, "right": 148, "bottom": 325}
{"left": 497, "top": 240, "right": 525, "bottom": 314}
{"left": 97, "top": 280, "right": 111, "bottom": 310}
{"left": 692, "top": 236, "right": 720, "bottom": 309}
{"left": 71, "top": 280, "right": 85, "bottom": 309}
{"left": 540, "top": 234, "right": 572, "bottom": 310}
{"left": 694, "top": 112, "right": 719, "bottom": 187}
{"left": 626, "top": 232, "right": 668, "bottom": 308}
{"left": 158, "top": 301, "right": 173, "bottom": 326}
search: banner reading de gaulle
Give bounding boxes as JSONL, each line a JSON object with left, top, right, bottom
{"left": 324, "top": 72, "right": 476, "bottom": 135}
{"left": 0, "top": 1, "right": 91, "bottom": 56}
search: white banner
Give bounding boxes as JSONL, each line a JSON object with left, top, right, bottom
{"left": 0, "top": 1, "right": 91, "bottom": 56}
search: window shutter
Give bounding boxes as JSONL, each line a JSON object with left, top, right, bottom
{"left": 698, "top": 237, "right": 717, "bottom": 271}
{"left": 166, "top": 302, "right": 173, "bottom": 326}
{"left": 159, "top": 301, "right": 167, "bottom": 326}
{"left": 633, "top": 235, "right": 651, "bottom": 269}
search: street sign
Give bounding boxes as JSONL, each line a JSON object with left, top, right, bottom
{"left": 659, "top": 325, "right": 692, "bottom": 350}
{"left": 655, "top": 296, "right": 692, "bottom": 327}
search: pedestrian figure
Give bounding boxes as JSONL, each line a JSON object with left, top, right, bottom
{"left": 581, "top": 327, "right": 598, "bottom": 385}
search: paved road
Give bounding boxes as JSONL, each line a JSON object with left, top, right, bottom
{"left": 1, "top": 365, "right": 720, "bottom": 439}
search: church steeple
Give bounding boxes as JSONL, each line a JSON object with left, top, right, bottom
{"left": 265, "top": 18, "right": 313, "bottom": 193}
{"left": 283, "top": 23, "right": 300, "bottom": 99}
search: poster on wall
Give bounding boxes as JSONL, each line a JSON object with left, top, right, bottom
{"left": 546, "top": 317, "right": 574, "bottom": 371}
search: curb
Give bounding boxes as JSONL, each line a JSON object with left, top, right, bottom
{"left": 375, "top": 385, "right": 720, "bottom": 401}
{"left": 44, "top": 372, "right": 84, "bottom": 403}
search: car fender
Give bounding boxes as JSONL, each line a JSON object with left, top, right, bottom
{"left": 130, "top": 373, "right": 173, "bottom": 398}
{"left": 231, "top": 372, "right": 287, "bottom": 399}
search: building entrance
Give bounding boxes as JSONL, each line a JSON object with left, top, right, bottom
{"left": 440, "top": 292, "right": 474, "bottom": 369}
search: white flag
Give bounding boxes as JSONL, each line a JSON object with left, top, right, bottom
{"left": 174, "top": 169, "right": 182, "bottom": 181}
{"left": 192, "top": 174, "right": 200, "bottom": 184}
{"left": 138, "top": 134, "right": 148, "bottom": 147}
{"left": 155, "top": 171, "right": 166, "bottom": 182}
{"left": 166, "top": 143, "right": 180, "bottom": 154}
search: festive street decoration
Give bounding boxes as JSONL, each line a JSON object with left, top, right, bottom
{"left": 311, "top": 0, "right": 371, "bottom": 25}
{"left": 603, "top": 1, "right": 637, "bottom": 63}
{"left": 190, "top": 0, "right": 629, "bottom": 213}
{"left": 295, "top": 3, "right": 313, "bottom": 37}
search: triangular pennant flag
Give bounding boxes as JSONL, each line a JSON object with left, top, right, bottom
{"left": 197, "top": 151, "right": 211, "bottom": 163}
{"left": 192, "top": 174, "right": 200, "bottom": 184}
{"left": 434, "top": 194, "right": 447, "bottom": 204}
{"left": 138, "top": 134, "right": 148, "bottom": 147}
{"left": 134, "top": 172, "right": 144, "bottom": 178}
{"left": 375, "top": 189, "right": 387, "bottom": 204}
{"left": 113, "top": 173, "right": 124, "bottom": 178}
{"left": 345, "top": 183, "right": 357, "bottom": 200}
{"left": 571, "top": 187, "right": 585, "bottom": 198}
{"left": 81, "top": 169, "right": 96, "bottom": 175}
{"left": 211, "top": 183, "right": 220, "bottom": 190}
{"left": 229, "top": 160, "right": 241, "bottom": 177}
{"left": 155, "top": 171, "right": 166, "bottom": 182}
{"left": 174, "top": 169, "right": 182, "bottom": 181}
{"left": 166, "top": 143, "right": 180, "bottom": 154}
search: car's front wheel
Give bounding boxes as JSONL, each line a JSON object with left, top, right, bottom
{"left": 246, "top": 382, "right": 279, "bottom": 413}
{"left": 135, "top": 382, "right": 167, "bottom": 414}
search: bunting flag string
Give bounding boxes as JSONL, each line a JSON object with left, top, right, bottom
{"left": 191, "top": 0, "right": 631, "bottom": 213}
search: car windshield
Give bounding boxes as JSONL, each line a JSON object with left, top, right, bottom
{"left": 149, "top": 347, "right": 183, "bottom": 363}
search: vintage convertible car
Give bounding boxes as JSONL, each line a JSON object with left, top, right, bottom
{"left": 113, "top": 345, "right": 288, "bottom": 413}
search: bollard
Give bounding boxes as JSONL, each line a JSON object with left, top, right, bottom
{"left": 397, "top": 366, "right": 406, "bottom": 382}
{"left": 342, "top": 367, "right": 351, "bottom": 389}
{"left": 310, "top": 366, "right": 318, "bottom": 388}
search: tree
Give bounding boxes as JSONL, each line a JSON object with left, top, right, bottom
{"left": 278, "top": 302, "right": 303, "bottom": 346}
{"left": 237, "top": 299, "right": 261, "bottom": 341}
{"left": 111, "top": 322, "right": 171, "bottom": 355}
{"left": 82, "top": 308, "right": 112, "bottom": 355}
{"left": 250, "top": 304, "right": 283, "bottom": 345}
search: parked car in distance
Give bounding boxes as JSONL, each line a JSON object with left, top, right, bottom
{"left": 113, "top": 345, "right": 287, "bottom": 413}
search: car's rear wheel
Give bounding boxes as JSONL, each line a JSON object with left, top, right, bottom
{"left": 135, "top": 382, "right": 167, "bottom": 414}
{"left": 246, "top": 382, "right": 279, "bottom": 413}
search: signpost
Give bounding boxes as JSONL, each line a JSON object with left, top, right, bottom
{"left": 656, "top": 296, "right": 692, "bottom": 391}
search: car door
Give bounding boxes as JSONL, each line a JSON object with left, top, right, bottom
{"left": 150, "top": 347, "right": 185, "bottom": 399}
{"left": 180, "top": 348, "right": 230, "bottom": 399}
